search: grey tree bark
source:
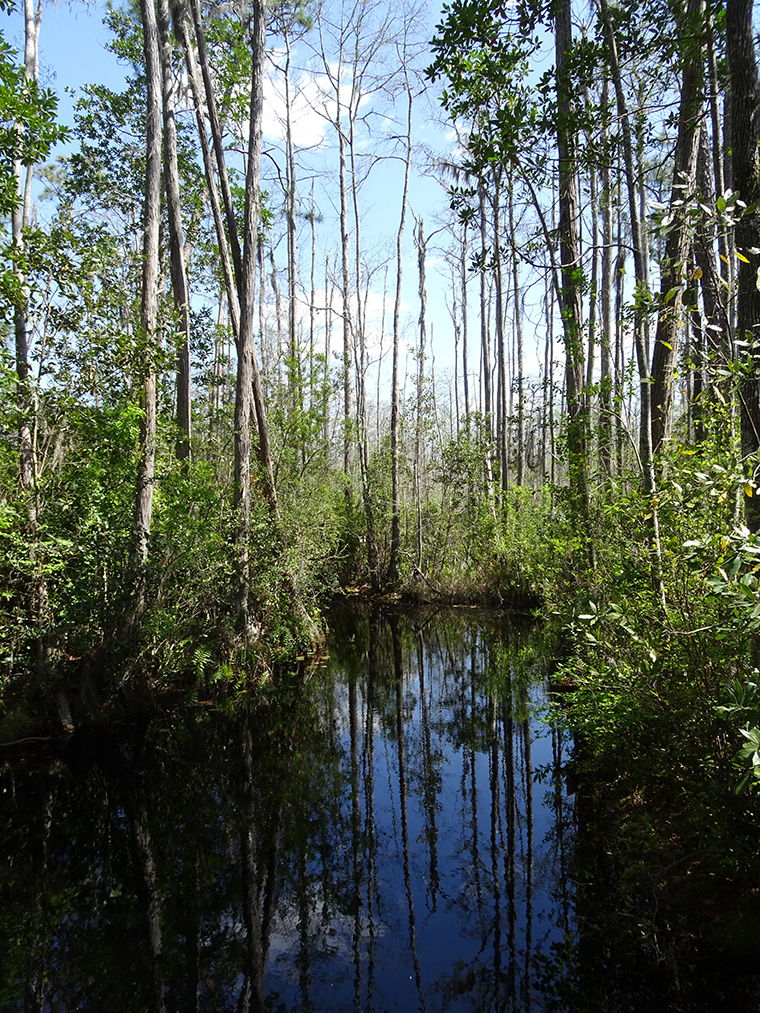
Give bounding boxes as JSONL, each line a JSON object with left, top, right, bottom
{"left": 12, "top": 0, "right": 42, "bottom": 498}
{"left": 179, "top": 0, "right": 277, "bottom": 526}
{"left": 599, "top": 76, "right": 614, "bottom": 478}
{"left": 598, "top": 0, "right": 665, "bottom": 604}
{"left": 726, "top": 0, "right": 760, "bottom": 527}
{"left": 508, "top": 174, "right": 525, "bottom": 486}
{"left": 131, "top": 0, "right": 162, "bottom": 620}
{"left": 157, "top": 0, "right": 192, "bottom": 463}
{"left": 414, "top": 217, "right": 427, "bottom": 575}
{"left": 650, "top": 0, "right": 704, "bottom": 454}
{"left": 233, "top": 0, "right": 269, "bottom": 633}
{"left": 555, "top": 0, "right": 589, "bottom": 518}
{"left": 389, "top": 71, "right": 413, "bottom": 585}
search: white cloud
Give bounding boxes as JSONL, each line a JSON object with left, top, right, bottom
{"left": 262, "top": 50, "right": 374, "bottom": 149}
{"left": 263, "top": 58, "right": 335, "bottom": 148}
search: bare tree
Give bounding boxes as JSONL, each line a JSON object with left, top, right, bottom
{"left": 389, "top": 64, "right": 414, "bottom": 585}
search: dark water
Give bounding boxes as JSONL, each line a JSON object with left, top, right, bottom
{"left": 11, "top": 605, "right": 755, "bottom": 1011}
{"left": 2, "top": 607, "right": 575, "bottom": 1011}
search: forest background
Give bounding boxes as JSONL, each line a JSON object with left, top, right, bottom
{"left": 4, "top": 0, "right": 760, "bottom": 905}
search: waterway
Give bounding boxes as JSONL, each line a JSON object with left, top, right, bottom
{"left": 2, "top": 605, "right": 755, "bottom": 1010}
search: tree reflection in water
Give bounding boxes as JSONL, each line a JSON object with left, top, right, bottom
{"left": 0, "top": 607, "right": 573, "bottom": 1011}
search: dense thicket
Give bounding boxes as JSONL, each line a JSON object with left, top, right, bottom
{"left": 428, "top": 0, "right": 760, "bottom": 976}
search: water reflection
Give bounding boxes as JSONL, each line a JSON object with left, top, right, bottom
{"left": 0, "top": 607, "right": 573, "bottom": 1011}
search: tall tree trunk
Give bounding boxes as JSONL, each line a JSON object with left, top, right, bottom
{"left": 349, "top": 94, "right": 379, "bottom": 587}
{"left": 542, "top": 271, "right": 555, "bottom": 485}
{"left": 186, "top": 0, "right": 243, "bottom": 288}
{"left": 555, "top": 0, "right": 589, "bottom": 521}
{"left": 693, "top": 127, "right": 729, "bottom": 431}
{"left": 158, "top": 0, "right": 192, "bottom": 463}
{"left": 478, "top": 180, "right": 497, "bottom": 517}
{"left": 726, "top": 0, "right": 760, "bottom": 528}
{"left": 175, "top": 0, "right": 274, "bottom": 513}
{"left": 650, "top": 0, "right": 704, "bottom": 454}
{"left": 323, "top": 254, "right": 333, "bottom": 460}
{"left": 460, "top": 222, "right": 471, "bottom": 426}
{"left": 335, "top": 71, "right": 353, "bottom": 495}
{"left": 584, "top": 126, "right": 599, "bottom": 412}
{"left": 269, "top": 246, "right": 284, "bottom": 386}
{"left": 706, "top": 0, "right": 734, "bottom": 358}
{"left": 599, "top": 0, "right": 665, "bottom": 604}
{"left": 233, "top": 0, "right": 267, "bottom": 634}
{"left": 615, "top": 252, "right": 626, "bottom": 475}
{"left": 377, "top": 265, "right": 388, "bottom": 446}
{"left": 13, "top": 0, "right": 41, "bottom": 498}
{"left": 687, "top": 261, "right": 706, "bottom": 443}
{"left": 12, "top": 0, "right": 46, "bottom": 668}
{"left": 491, "top": 170, "right": 509, "bottom": 496}
{"left": 181, "top": 0, "right": 277, "bottom": 523}
{"left": 414, "top": 218, "right": 428, "bottom": 576}
{"left": 132, "top": 0, "right": 163, "bottom": 619}
{"left": 451, "top": 279, "right": 461, "bottom": 438}
{"left": 508, "top": 175, "right": 526, "bottom": 486}
{"left": 171, "top": 0, "right": 240, "bottom": 344}
{"left": 309, "top": 178, "right": 317, "bottom": 411}
{"left": 283, "top": 29, "right": 301, "bottom": 408}
{"left": 389, "top": 74, "right": 413, "bottom": 586}
{"left": 599, "top": 76, "right": 614, "bottom": 478}
{"left": 478, "top": 180, "right": 493, "bottom": 437}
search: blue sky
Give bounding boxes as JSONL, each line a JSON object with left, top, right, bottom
{"left": 5, "top": 0, "right": 541, "bottom": 427}
{"left": 9, "top": 1, "right": 126, "bottom": 123}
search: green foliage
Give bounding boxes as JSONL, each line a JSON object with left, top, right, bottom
{"left": 716, "top": 676, "right": 760, "bottom": 794}
{"left": 0, "top": 37, "right": 67, "bottom": 213}
{"left": 685, "top": 524, "right": 760, "bottom": 639}
{"left": 0, "top": 8, "right": 68, "bottom": 308}
{"left": 527, "top": 429, "right": 760, "bottom": 982}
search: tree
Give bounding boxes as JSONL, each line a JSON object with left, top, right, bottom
{"left": 10, "top": 0, "right": 42, "bottom": 500}
{"left": 598, "top": 0, "right": 665, "bottom": 603}
{"left": 388, "top": 61, "right": 413, "bottom": 586}
{"left": 649, "top": 0, "right": 704, "bottom": 455}
{"left": 157, "top": 0, "right": 192, "bottom": 463}
{"left": 554, "top": 0, "right": 588, "bottom": 516}
{"left": 130, "top": 0, "right": 162, "bottom": 621}
{"left": 232, "top": 0, "right": 269, "bottom": 634}
{"left": 1, "top": 0, "right": 66, "bottom": 661}
{"left": 726, "top": 0, "right": 760, "bottom": 529}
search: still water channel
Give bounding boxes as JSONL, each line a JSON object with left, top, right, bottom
{"left": 2, "top": 607, "right": 573, "bottom": 1010}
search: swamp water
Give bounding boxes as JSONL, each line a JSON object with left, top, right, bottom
{"left": 2, "top": 607, "right": 755, "bottom": 1011}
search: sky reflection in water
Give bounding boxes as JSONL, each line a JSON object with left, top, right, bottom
{"left": 0, "top": 607, "right": 574, "bottom": 1011}
{"left": 264, "top": 608, "right": 574, "bottom": 1011}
